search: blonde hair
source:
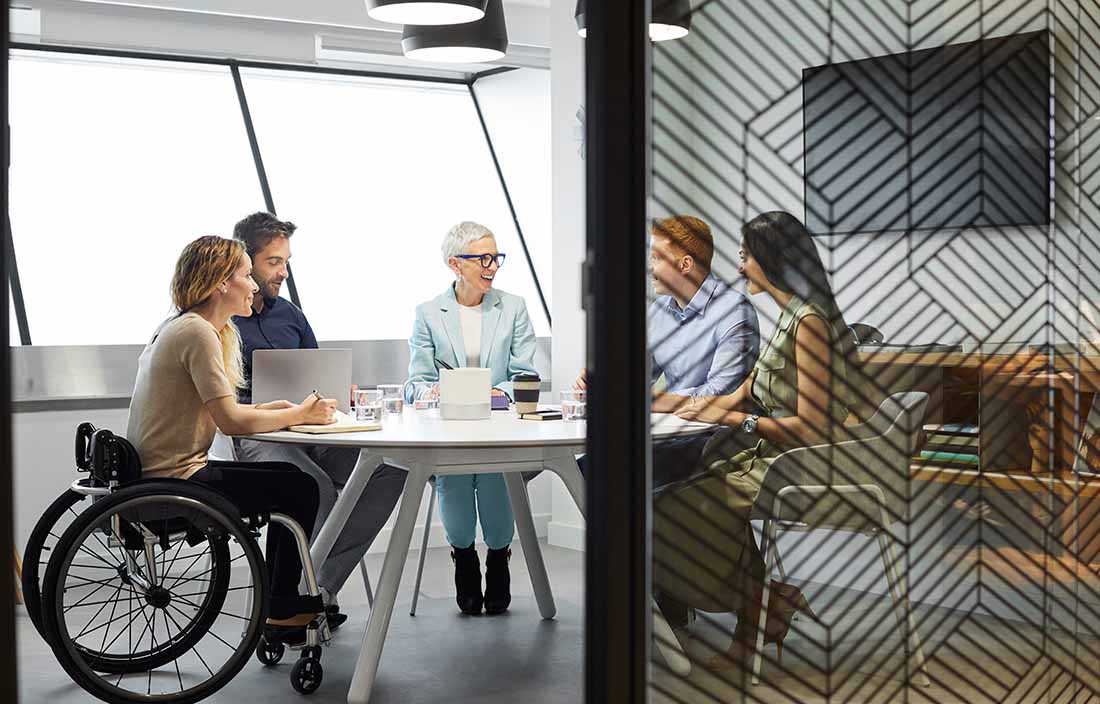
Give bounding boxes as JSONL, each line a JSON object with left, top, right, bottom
{"left": 653, "top": 215, "right": 714, "bottom": 271}
{"left": 170, "top": 236, "right": 247, "bottom": 389}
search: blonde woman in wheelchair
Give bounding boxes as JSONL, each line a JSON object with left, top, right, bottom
{"left": 127, "top": 235, "right": 336, "bottom": 642}
{"left": 666, "top": 211, "right": 861, "bottom": 669}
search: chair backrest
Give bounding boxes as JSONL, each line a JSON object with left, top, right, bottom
{"left": 209, "top": 431, "right": 238, "bottom": 462}
{"left": 753, "top": 391, "right": 929, "bottom": 530}
{"left": 83, "top": 427, "right": 143, "bottom": 485}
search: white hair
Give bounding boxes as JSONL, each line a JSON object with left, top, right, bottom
{"left": 441, "top": 221, "right": 495, "bottom": 265}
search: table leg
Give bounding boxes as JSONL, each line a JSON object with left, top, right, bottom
{"left": 504, "top": 473, "right": 556, "bottom": 619}
{"left": 348, "top": 465, "right": 430, "bottom": 704}
{"left": 544, "top": 455, "right": 586, "bottom": 520}
{"left": 310, "top": 451, "right": 381, "bottom": 570}
{"left": 544, "top": 454, "right": 692, "bottom": 675}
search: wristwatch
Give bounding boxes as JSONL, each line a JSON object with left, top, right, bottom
{"left": 741, "top": 414, "right": 760, "bottom": 435}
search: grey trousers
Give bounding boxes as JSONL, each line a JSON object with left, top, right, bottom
{"left": 232, "top": 438, "right": 406, "bottom": 595}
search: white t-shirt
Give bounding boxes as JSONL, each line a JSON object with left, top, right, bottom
{"left": 458, "top": 303, "right": 482, "bottom": 368}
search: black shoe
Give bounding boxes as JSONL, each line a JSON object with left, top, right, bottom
{"left": 325, "top": 604, "right": 349, "bottom": 630}
{"left": 451, "top": 544, "right": 483, "bottom": 615}
{"left": 484, "top": 547, "right": 511, "bottom": 615}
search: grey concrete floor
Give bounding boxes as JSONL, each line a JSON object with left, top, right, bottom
{"left": 18, "top": 541, "right": 1100, "bottom": 703}
{"left": 18, "top": 540, "right": 585, "bottom": 704}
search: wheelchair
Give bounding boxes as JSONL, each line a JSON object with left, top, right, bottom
{"left": 24, "top": 423, "right": 331, "bottom": 702}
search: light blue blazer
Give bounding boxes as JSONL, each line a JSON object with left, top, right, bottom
{"left": 404, "top": 286, "right": 539, "bottom": 403}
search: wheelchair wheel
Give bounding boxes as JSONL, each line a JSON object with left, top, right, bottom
{"left": 23, "top": 485, "right": 96, "bottom": 643}
{"left": 42, "top": 480, "right": 267, "bottom": 704}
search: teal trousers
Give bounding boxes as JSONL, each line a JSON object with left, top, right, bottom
{"left": 436, "top": 473, "right": 515, "bottom": 549}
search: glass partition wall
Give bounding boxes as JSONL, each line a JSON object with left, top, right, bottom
{"left": 7, "top": 49, "right": 551, "bottom": 347}
{"left": 644, "top": 1, "right": 1100, "bottom": 702}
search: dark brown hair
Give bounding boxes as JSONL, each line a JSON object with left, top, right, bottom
{"left": 233, "top": 212, "right": 297, "bottom": 259}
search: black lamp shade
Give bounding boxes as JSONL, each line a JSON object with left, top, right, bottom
{"left": 651, "top": 0, "right": 692, "bottom": 41}
{"left": 402, "top": 0, "right": 508, "bottom": 63}
{"left": 575, "top": 0, "right": 691, "bottom": 41}
{"left": 366, "top": 0, "right": 487, "bottom": 26}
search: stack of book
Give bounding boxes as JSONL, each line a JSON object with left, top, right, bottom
{"left": 917, "top": 423, "right": 979, "bottom": 467}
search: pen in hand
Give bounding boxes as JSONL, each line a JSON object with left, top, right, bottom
{"left": 435, "top": 358, "right": 454, "bottom": 370}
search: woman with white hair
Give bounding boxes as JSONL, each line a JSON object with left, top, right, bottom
{"left": 404, "top": 221, "right": 540, "bottom": 616}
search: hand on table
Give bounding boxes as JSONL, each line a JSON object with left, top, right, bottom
{"left": 491, "top": 388, "right": 507, "bottom": 397}
{"left": 298, "top": 394, "right": 337, "bottom": 425}
{"left": 675, "top": 401, "right": 741, "bottom": 426}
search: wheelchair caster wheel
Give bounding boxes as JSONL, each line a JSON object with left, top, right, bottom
{"left": 290, "top": 656, "right": 323, "bottom": 694}
{"left": 256, "top": 635, "right": 285, "bottom": 666}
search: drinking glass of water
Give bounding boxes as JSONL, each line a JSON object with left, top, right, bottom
{"left": 560, "top": 390, "right": 586, "bottom": 422}
{"left": 378, "top": 384, "right": 404, "bottom": 414}
{"left": 355, "top": 389, "right": 384, "bottom": 423}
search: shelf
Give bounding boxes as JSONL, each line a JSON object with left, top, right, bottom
{"left": 912, "top": 463, "right": 1100, "bottom": 498}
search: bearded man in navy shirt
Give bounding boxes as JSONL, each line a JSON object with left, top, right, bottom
{"left": 231, "top": 212, "right": 404, "bottom": 629}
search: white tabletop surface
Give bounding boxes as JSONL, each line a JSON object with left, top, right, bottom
{"left": 243, "top": 407, "right": 713, "bottom": 449}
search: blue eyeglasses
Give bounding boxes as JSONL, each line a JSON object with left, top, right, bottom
{"left": 455, "top": 253, "right": 507, "bottom": 268}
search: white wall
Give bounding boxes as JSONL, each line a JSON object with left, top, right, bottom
{"left": 546, "top": 0, "right": 587, "bottom": 551}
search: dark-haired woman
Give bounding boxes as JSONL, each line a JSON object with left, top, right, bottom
{"left": 658, "top": 211, "right": 860, "bottom": 667}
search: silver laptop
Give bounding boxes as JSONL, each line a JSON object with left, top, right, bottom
{"left": 251, "top": 349, "right": 353, "bottom": 414}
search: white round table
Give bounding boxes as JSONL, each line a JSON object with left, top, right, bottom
{"left": 244, "top": 408, "right": 712, "bottom": 704}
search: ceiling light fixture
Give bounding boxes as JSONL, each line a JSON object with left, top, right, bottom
{"left": 365, "top": 0, "right": 487, "bottom": 26}
{"left": 402, "top": 0, "right": 507, "bottom": 63}
{"left": 575, "top": 0, "right": 692, "bottom": 42}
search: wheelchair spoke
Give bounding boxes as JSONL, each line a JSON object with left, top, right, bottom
{"left": 167, "top": 549, "right": 247, "bottom": 590}
{"left": 72, "top": 582, "right": 124, "bottom": 638}
{"left": 164, "top": 548, "right": 214, "bottom": 591}
{"left": 100, "top": 601, "right": 149, "bottom": 654}
{"left": 63, "top": 578, "right": 115, "bottom": 613}
{"left": 163, "top": 602, "right": 216, "bottom": 678}
{"left": 64, "top": 573, "right": 119, "bottom": 589}
{"left": 69, "top": 600, "right": 146, "bottom": 639}
{"left": 160, "top": 537, "right": 190, "bottom": 586}
{"left": 170, "top": 583, "right": 253, "bottom": 600}
{"left": 52, "top": 532, "right": 117, "bottom": 569}
{"left": 98, "top": 580, "right": 123, "bottom": 655}
{"left": 167, "top": 602, "right": 239, "bottom": 654}
{"left": 167, "top": 591, "right": 250, "bottom": 623}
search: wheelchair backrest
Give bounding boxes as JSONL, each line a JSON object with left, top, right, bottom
{"left": 76, "top": 424, "right": 143, "bottom": 484}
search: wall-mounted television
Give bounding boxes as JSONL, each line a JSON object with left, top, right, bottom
{"left": 803, "top": 30, "right": 1051, "bottom": 235}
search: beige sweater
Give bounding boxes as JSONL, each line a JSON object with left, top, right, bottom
{"left": 126, "top": 313, "right": 235, "bottom": 480}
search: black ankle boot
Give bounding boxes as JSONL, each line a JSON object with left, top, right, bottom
{"left": 483, "top": 547, "right": 511, "bottom": 615}
{"left": 451, "top": 544, "right": 483, "bottom": 615}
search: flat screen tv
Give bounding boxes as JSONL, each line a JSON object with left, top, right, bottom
{"left": 803, "top": 30, "right": 1051, "bottom": 235}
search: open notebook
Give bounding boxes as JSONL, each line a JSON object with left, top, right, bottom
{"left": 288, "top": 410, "right": 382, "bottom": 434}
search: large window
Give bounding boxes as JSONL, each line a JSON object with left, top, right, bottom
{"left": 239, "top": 68, "right": 551, "bottom": 340}
{"left": 8, "top": 52, "right": 263, "bottom": 346}
{"left": 471, "top": 69, "right": 553, "bottom": 318}
{"left": 8, "top": 50, "right": 552, "bottom": 346}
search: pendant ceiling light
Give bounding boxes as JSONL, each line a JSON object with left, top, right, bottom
{"left": 402, "top": 0, "right": 507, "bottom": 63}
{"left": 365, "top": 0, "right": 487, "bottom": 26}
{"left": 574, "top": 0, "right": 692, "bottom": 42}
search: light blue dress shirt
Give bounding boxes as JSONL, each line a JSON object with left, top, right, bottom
{"left": 649, "top": 273, "right": 760, "bottom": 396}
